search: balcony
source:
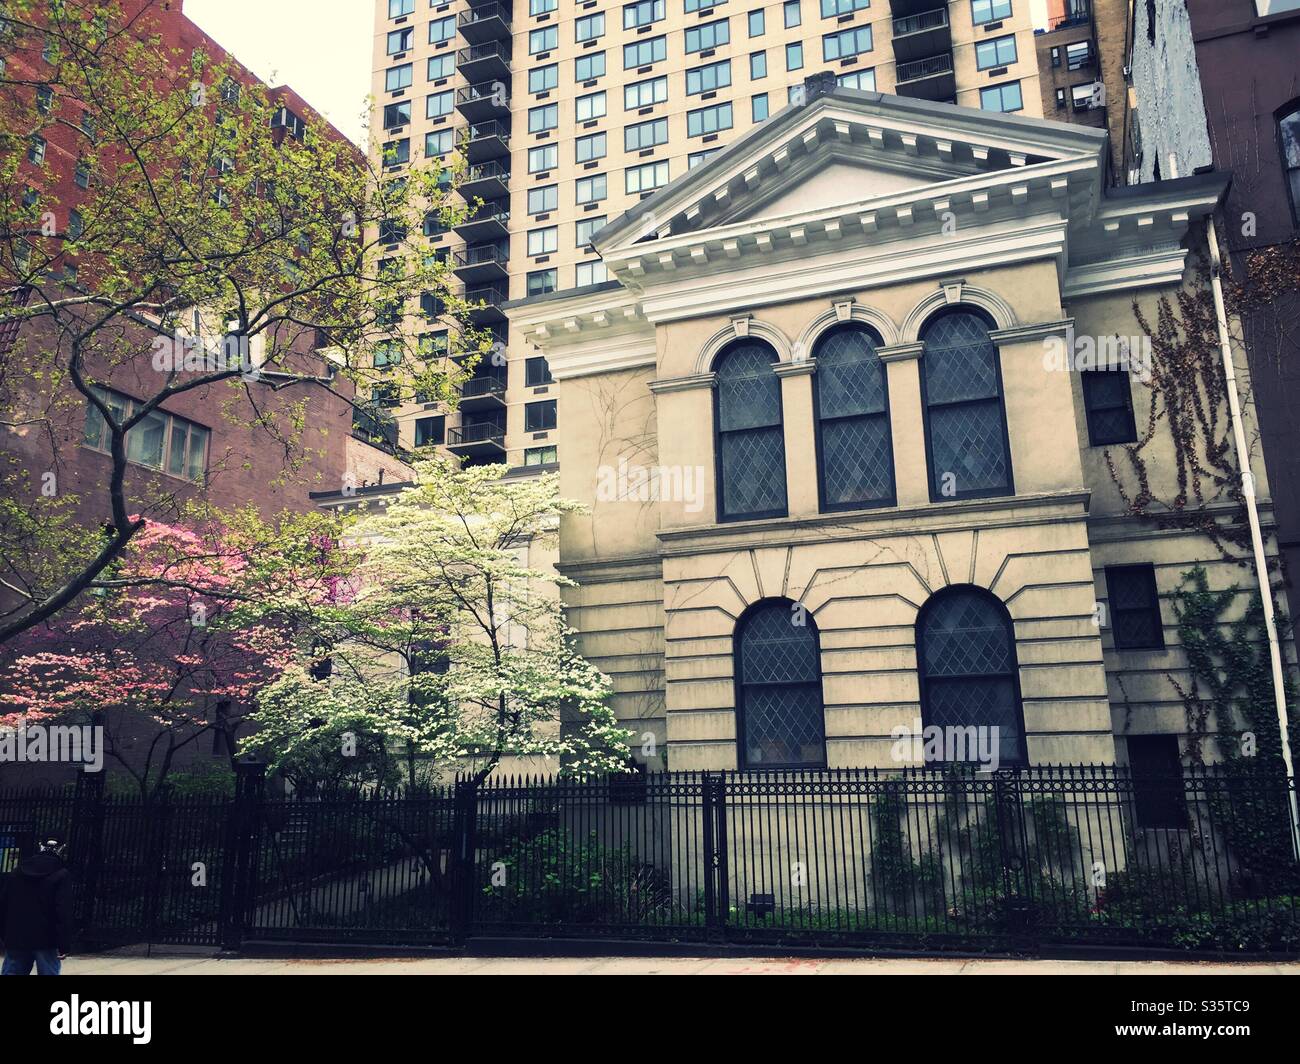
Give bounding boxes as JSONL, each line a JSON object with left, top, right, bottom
{"left": 453, "top": 243, "right": 510, "bottom": 284}
{"left": 459, "top": 159, "right": 511, "bottom": 201}
{"left": 1048, "top": 0, "right": 1092, "bottom": 31}
{"left": 887, "top": 0, "right": 943, "bottom": 17}
{"left": 464, "top": 285, "right": 509, "bottom": 323}
{"left": 458, "top": 3, "right": 512, "bottom": 45}
{"left": 457, "top": 41, "right": 511, "bottom": 85}
{"left": 456, "top": 81, "right": 510, "bottom": 124}
{"left": 454, "top": 201, "right": 510, "bottom": 243}
{"left": 458, "top": 373, "right": 508, "bottom": 411}
{"left": 446, "top": 419, "right": 507, "bottom": 459}
{"left": 890, "top": 8, "right": 950, "bottom": 64}
{"left": 352, "top": 404, "right": 399, "bottom": 454}
{"left": 464, "top": 120, "right": 511, "bottom": 164}
{"left": 893, "top": 52, "right": 955, "bottom": 102}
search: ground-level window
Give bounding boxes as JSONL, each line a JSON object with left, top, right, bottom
{"left": 1126, "top": 734, "right": 1187, "bottom": 829}
{"left": 735, "top": 599, "right": 825, "bottom": 768}
{"left": 1104, "top": 564, "right": 1164, "bottom": 649}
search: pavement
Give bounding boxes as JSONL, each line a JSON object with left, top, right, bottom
{"left": 60, "top": 951, "right": 1300, "bottom": 975}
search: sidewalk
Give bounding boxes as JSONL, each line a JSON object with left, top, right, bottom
{"left": 61, "top": 952, "right": 1300, "bottom": 975}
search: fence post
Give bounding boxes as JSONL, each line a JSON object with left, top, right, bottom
{"left": 992, "top": 768, "right": 1034, "bottom": 943}
{"left": 69, "top": 767, "right": 106, "bottom": 942}
{"left": 219, "top": 760, "right": 265, "bottom": 952}
{"left": 701, "top": 773, "right": 728, "bottom": 939}
{"left": 450, "top": 779, "right": 479, "bottom": 945}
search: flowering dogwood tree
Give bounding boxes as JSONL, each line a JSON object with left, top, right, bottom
{"left": 242, "top": 458, "right": 632, "bottom": 786}
{"left": 0, "top": 509, "right": 352, "bottom": 796}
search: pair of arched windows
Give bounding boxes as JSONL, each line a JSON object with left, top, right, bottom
{"left": 712, "top": 309, "right": 1014, "bottom": 522}
{"left": 733, "top": 588, "right": 1025, "bottom": 770}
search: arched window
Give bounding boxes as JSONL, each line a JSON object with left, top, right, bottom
{"left": 1280, "top": 100, "right": 1300, "bottom": 228}
{"left": 735, "top": 599, "right": 825, "bottom": 768}
{"left": 714, "top": 341, "right": 788, "bottom": 522}
{"left": 917, "top": 587, "right": 1025, "bottom": 768}
{"left": 813, "top": 325, "right": 895, "bottom": 511}
{"left": 919, "top": 310, "right": 1013, "bottom": 501}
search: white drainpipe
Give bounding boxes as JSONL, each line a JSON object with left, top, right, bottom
{"left": 1205, "top": 213, "right": 1300, "bottom": 859}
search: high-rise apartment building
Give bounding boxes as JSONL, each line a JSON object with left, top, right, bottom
{"left": 372, "top": 0, "right": 1043, "bottom": 465}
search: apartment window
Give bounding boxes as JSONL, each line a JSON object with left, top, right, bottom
{"left": 525, "top": 445, "right": 558, "bottom": 466}
{"left": 525, "top": 399, "right": 558, "bottom": 431}
{"left": 576, "top": 12, "right": 606, "bottom": 41}
{"left": 577, "top": 131, "right": 607, "bottom": 161}
{"left": 784, "top": 0, "right": 801, "bottom": 26}
{"left": 626, "top": 159, "right": 670, "bottom": 193}
{"left": 529, "top": 143, "right": 559, "bottom": 172}
{"left": 26, "top": 134, "right": 45, "bottom": 166}
{"left": 373, "top": 339, "right": 403, "bottom": 368}
{"left": 387, "top": 27, "right": 413, "bottom": 54}
{"left": 384, "top": 138, "right": 411, "bottom": 166}
{"left": 74, "top": 160, "right": 91, "bottom": 189}
{"left": 576, "top": 52, "right": 606, "bottom": 81}
{"left": 531, "top": 0, "right": 558, "bottom": 12}
{"left": 625, "top": 35, "right": 667, "bottom": 68}
{"left": 822, "top": 25, "right": 871, "bottom": 61}
{"left": 687, "top": 101, "right": 733, "bottom": 137}
{"left": 752, "top": 92, "right": 769, "bottom": 121}
{"left": 625, "top": 75, "right": 669, "bottom": 109}
{"left": 526, "top": 356, "right": 554, "bottom": 386}
{"left": 1071, "top": 82, "right": 1100, "bottom": 110}
{"left": 36, "top": 85, "right": 54, "bottom": 114}
{"left": 82, "top": 387, "right": 210, "bottom": 483}
{"left": 918, "top": 588, "right": 1025, "bottom": 768}
{"left": 715, "top": 341, "right": 787, "bottom": 521}
{"left": 749, "top": 51, "right": 767, "bottom": 79}
{"left": 427, "top": 54, "right": 454, "bottom": 80}
{"left": 624, "top": 0, "right": 665, "bottom": 28}
{"left": 426, "top": 90, "right": 453, "bottom": 119}
{"left": 530, "top": 26, "right": 559, "bottom": 53}
{"left": 576, "top": 215, "right": 607, "bottom": 245}
{"left": 735, "top": 600, "right": 824, "bottom": 768}
{"left": 920, "top": 310, "right": 1012, "bottom": 500}
{"left": 820, "top": 0, "right": 868, "bottom": 13}
{"left": 689, "top": 148, "right": 721, "bottom": 167}
{"left": 68, "top": 209, "right": 83, "bottom": 241}
{"left": 388, "top": 0, "right": 414, "bottom": 15}
{"left": 429, "top": 16, "right": 456, "bottom": 44}
{"left": 528, "top": 102, "right": 559, "bottom": 132}
{"left": 685, "top": 0, "right": 711, "bottom": 9}
{"left": 837, "top": 68, "right": 875, "bottom": 90}
{"left": 426, "top": 129, "right": 454, "bottom": 156}
{"left": 980, "top": 81, "right": 1023, "bottom": 113}
{"left": 1051, "top": 46, "right": 1061, "bottom": 68}
{"left": 625, "top": 116, "right": 668, "bottom": 150}
{"left": 529, "top": 184, "right": 559, "bottom": 214}
{"left": 385, "top": 64, "right": 413, "bottom": 92}
{"left": 576, "top": 90, "right": 607, "bottom": 121}
{"left": 975, "top": 34, "right": 1016, "bottom": 70}
{"left": 1082, "top": 368, "right": 1138, "bottom": 445}
{"left": 383, "top": 100, "right": 411, "bottom": 128}
{"left": 786, "top": 42, "right": 803, "bottom": 70}
{"left": 687, "top": 59, "right": 732, "bottom": 94}
{"left": 1055, "top": 87, "right": 1067, "bottom": 109}
{"left": 971, "top": 0, "right": 1012, "bottom": 24}
{"left": 1105, "top": 565, "right": 1165, "bottom": 650}
{"left": 530, "top": 63, "right": 559, "bottom": 93}
{"left": 577, "top": 173, "right": 608, "bottom": 203}
{"left": 1281, "top": 103, "right": 1300, "bottom": 227}
{"left": 749, "top": 9, "right": 765, "bottom": 35}
{"left": 814, "top": 325, "right": 894, "bottom": 510}
{"left": 686, "top": 19, "right": 729, "bottom": 53}
{"left": 527, "top": 269, "right": 558, "bottom": 297}
{"left": 424, "top": 211, "right": 447, "bottom": 237}
{"left": 576, "top": 261, "right": 610, "bottom": 287}
{"left": 528, "top": 226, "right": 559, "bottom": 256}
{"left": 1066, "top": 40, "right": 1091, "bottom": 70}
{"left": 414, "top": 416, "right": 445, "bottom": 447}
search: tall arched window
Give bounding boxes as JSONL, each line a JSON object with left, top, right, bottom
{"left": 813, "top": 324, "right": 895, "bottom": 511}
{"left": 1280, "top": 100, "right": 1300, "bottom": 228}
{"left": 917, "top": 586, "right": 1025, "bottom": 768}
{"left": 735, "top": 599, "right": 825, "bottom": 768}
{"left": 919, "top": 310, "right": 1013, "bottom": 501}
{"left": 714, "top": 341, "right": 788, "bottom": 522}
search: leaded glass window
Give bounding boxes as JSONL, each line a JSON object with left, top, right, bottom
{"left": 715, "top": 341, "right": 788, "bottom": 521}
{"left": 736, "top": 600, "right": 825, "bottom": 768}
{"left": 814, "top": 325, "right": 894, "bottom": 510}
{"left": 917, "top": 588, "right": 1025, "bottom": 768}
{"left": 920, "top": 310, "right": 1012, "bottom": 500}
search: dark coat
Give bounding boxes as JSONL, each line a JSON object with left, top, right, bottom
{"left": 0, "top": 852, "right": 74, "bottom": 953}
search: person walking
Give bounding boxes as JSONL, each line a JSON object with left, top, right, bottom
{"left": 0, "top": 836, "right": 74, "bottom": 976}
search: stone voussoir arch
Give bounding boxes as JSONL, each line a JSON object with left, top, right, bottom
{"left": 793, "top": 302, "right": 901, "bottom": 359}
{"left": 695, "top": 316, "right": 793, "bottom": 375}
{"left": 900, "top": 283, "right": 1019, "bottom": 344}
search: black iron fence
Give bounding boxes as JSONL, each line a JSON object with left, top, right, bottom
{"left": 1, "top": 764, "right": 1297, "bottom": 954}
